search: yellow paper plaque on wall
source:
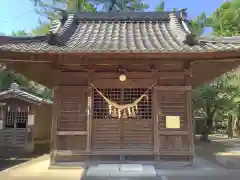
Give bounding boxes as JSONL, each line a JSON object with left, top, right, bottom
{"left": 166, "top": 116, "right": 180, "bottom": 129}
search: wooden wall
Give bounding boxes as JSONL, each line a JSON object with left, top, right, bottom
{"left": 51, "top": 61, "right": 193, "bottom": 165}
{"left": 33, "top": 103, "right": 52, "bottom": 152}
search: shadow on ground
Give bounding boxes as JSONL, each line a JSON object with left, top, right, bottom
{"left": 0, "top": 144, "right": 49, "bottom": 171}
{"left": 194, "top": 135, "right": 239, "bottom": 168}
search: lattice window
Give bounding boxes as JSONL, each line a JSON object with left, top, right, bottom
{"left": 4, "top": 111, "right": 28, "bottom": 129}
{"left": 93, "top": 88, "right": 152, "bottom": 120}
{"left": 16, "top": 112, "right": 28, "bottom": 128}
{"left": 93, "top": 88, "right": 121, "bottom": 119}
{"left": 5, "top": 112, "right": 15, "bottom": 128}
{"left": 123, "top": 88, "right": 152, "bottom": 119}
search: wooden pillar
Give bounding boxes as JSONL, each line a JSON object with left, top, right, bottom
{"left": 86, "top": 87, "right": 93, "bottom": 152}
{"left": 86, "top": 71, "right": 93, "bottom": 163}
{"left": 152, "top": 71, "right": 160, "bottom": 160}
{"left": 49, "top": 69, "right": 60, "bottom": 166}
{"left": 153, "top": 88, "right": 160, "bottom": 153}
{"left": 184, "top": 62, "right": 194, "bottom": 158}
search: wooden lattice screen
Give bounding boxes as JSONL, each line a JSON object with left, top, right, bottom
{"left": 92, "top": 87, "right": 154, "bottom": 151}
{"left": 5, "top": 111, "right": 28, "bottom": 128}
{"left": 93, "top": 88, "right": 152, "bottom": 120}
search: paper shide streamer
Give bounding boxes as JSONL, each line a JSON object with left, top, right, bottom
{"left": 90, "top": 84, "right": 155, "bottom": 119}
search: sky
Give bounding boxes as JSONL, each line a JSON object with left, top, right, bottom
{"left": 0, "top": 0, "right": 226, "bottom": 35}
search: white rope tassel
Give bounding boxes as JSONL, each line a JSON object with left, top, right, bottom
{"left": 127, "top": 107, "right": 131, "bottom": 116}
{"left": 122, "top": 110, "right": 127, "bottom": 119}
{"left": 109, "top": 104, "right": 112, "bottom": 115}
{"left": 112, "top": 108, "right": 117, "bottom": 117}
{"left": 117, "top": 109, "right": 121, "bottom": 118}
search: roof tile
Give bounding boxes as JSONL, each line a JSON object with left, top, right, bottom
{"left": 0, "top": 12, "right": 240, "bottom": 53}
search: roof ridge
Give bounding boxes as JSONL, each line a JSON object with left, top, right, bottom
{"left": 48, "top": 13, "right": 77, "bottom": 46}
{"left": 198, "top": 35, "right": 240, "bottom": 44}
{"left": 0, "top": 35, "right": 49, "bottom": 45}
{"left": 75, "top": 11, "right": 184, "bottom": 21}
{"left": 0, "top": 88, "right": 52, "bottom": 104}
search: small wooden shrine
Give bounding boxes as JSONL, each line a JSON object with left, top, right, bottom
{"left": 0, "top": 82, "right": 52, "bottom": 152}
{"left": 0, "top": 10, "right": 240, "bottom": 166}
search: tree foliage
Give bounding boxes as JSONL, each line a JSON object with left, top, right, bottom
{"left": 91, "top": 0, "right": 148, "bottom": 12}
{"left": 193, "top": 73, "right": 240, "bottom": 140}
{"left": 189, "top": 12, "right": 207, "bottom": 35}
{"left": 12, "top": 30, "right": 29, "bottom": 37}
{"left": 208, "top": 0, "right": 240, "bottom": 36}
{"left": 31, "top": 0, "right": 97, "bottom": 35}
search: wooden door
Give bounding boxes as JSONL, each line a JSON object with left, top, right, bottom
{"left": 91, "top": 87, "right": 153, "bottom": 150}
{"left": 153, "top": 86, "right": 193, "bottom": 161}
{"left": 91, "top": 88, "right": 121, "bottom": 150}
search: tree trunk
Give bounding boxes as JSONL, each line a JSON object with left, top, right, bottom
{"left": 235, "top": 105, "right": 240, "bottom": 137}
{"left": 200, "top": 117, "right": 213, "bottom": 141}
{"left": 200, "top": 104, "right": 215, "bottom": 142}
{"left": 228, "top": 114, "right": 233, "bottom": 139}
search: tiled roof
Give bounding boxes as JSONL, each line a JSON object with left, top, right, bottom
{"left": 0, "top": 83, "right": 52, "bottom": 105}
{"left": 0, "top": 11, "right": 240, "bottom": 53}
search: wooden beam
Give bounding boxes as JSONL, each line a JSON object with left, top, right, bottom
{"left": 0, "top": 58, "right": 51, "bottom": 63}
{"left": 159, "top": 131, "right": 188, "bottom": 136}
{"left": 56, "top": 131, "right": 87, "bottom": 135}
{"left": 191, "top": 58, "right": 240, "bottom": 64}
{"left": 58, "top": 71, "right": 187, "bottom": 79}
{"left": 154, "top": 86, "right": 192, "bottom": 91}
{"left": 54, "top": 150, "right": 193, "bottom": 156}
{"left": 55, "top": 150, "right": 156, "bottom": 156}
{"left": 159, "top": 151, "right": 193, "bottom": 156}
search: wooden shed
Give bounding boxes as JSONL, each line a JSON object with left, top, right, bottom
{"left": 0, "top": 10, "right": 240, "bottom": 166}
{"left": 0, "top": 82, "right": 52, "bottom": 152}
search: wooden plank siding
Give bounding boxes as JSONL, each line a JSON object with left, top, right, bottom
{"left": 153, "top": 85, "right": 193, "bottom": 161}
{"left": 52, "top": 65, "right": 193, "bottom": 164}
{"left": 54, "top": 86, "right": 88, "bottom": 161}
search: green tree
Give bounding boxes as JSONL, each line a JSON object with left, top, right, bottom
{"left": 33, "top": 0, "right": 96, "bottom": 16}
{"left": 32, "top": 0, "right": 97, "bottom": 35}
{"left": 0, "top": 30, "right": 52, "bottom": 100}
{"left": 0, "top": 69, "right": 29, "bottom": 90}
{"left": 189, "top": 12, "right": 207, "bottom": 35}
{"left": 155, "top": 0, "right": 206, "bottom": 35}
{"left": 208, "top": 0, "right": 240, "bottom": 36}
{"left": 155, "top": 0, "right": 164, "bottom": 12}
{"left": 193, "top": 73, "right": 240, "bottom": 141}
{"left": 89, "top": 0, "right": 148, "bottom": 12}
{"left": 12, "top": 30, "right": 29, "bottom": 37}
{"left": 32, "top": 23, "right": 51, "bottom": 36}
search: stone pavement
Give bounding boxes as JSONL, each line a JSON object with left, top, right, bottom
{"left": 1, "top": 154, "right": 240, "bottom": 180}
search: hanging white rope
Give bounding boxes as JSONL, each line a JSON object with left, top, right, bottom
{"left": 90, "top": 83, "right": 155, "bottom": 119}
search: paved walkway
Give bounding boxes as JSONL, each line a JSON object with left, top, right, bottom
{"left": 1, "top": 154, "right": 239, "bottom": 180}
